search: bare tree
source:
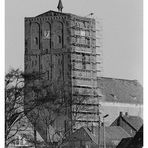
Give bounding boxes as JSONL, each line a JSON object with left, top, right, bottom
{"left": 5, "top": 69, "right": 95, "bottom": 147}
{"left": 5, "top": 69, "right": 50, "bottom": 147}
{"left": 5, "top": 68, "right": 28, "bottom": 147}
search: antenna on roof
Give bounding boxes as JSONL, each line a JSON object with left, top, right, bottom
{"left": 57, "top": 0, "right": 63, "bottom": 12}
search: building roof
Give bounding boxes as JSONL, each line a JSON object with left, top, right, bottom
{"left": 122, "top": 115, "right": 143, "bottom": 131}
{"left": 68, "top": 127, "right": 97, "bottom": 144}
{"left": 116, "top": 125, "right": 143, "bottom": 148}
{"left": 35, "top": 10, "right": 93, "bottom": 22}
{"left": 111, "top": 113, "right": 143, "bottom": 132}
{"left": 36, "top": 10, "right": 69, "bottom": 18}
{"left": 105, "top": 126, "right": 131, "bottom": 140}
{"left": 94, "top": 126, "right": 131, "bottom": 143}
{"left": 97, "top": 77, "right": 143, "bottom": 104}
{"left": 129, "top": 125, "right": 143, "bottom": 147}
{"left": 116, "top": 137, "right": 133, "bottom": 148}
{"left": 67, "top": 126, "right": 131, "bottom": 145}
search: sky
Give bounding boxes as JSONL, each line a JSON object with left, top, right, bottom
{"left": 5, "top": 0, "right": 143, "bottom": 84}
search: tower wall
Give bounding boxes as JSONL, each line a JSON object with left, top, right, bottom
{"left": 24, "top": 13, "right": 73, "bottom": 142}
{"left": 24, "top": 11, "right": 103, "bottom": 141}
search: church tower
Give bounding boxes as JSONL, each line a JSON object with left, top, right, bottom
{"left": 24, "top": 0, "right": 103, "bottom": 142}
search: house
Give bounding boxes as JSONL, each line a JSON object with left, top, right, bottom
{"left": 7, "top": 116, "right": 51, "bottom": 148}
{"left": 8, "top": 122, "right": 62, "bottom": 148}
{"left": 110, "top": 112, "right": 143, "bottom": 136}
{"left": 60, "top": 126, "right": 131, "bottom": 148}
{"left": 116, "top": 125, "right": 143, "bottom": 148}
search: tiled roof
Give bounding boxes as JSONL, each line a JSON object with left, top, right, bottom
{"left": 111, "top": 114, "right": 143, "bottom": 132}
{"left": 68, "top": 127, "right": 97, "bottom": 144}
{"left": 129, "top": 125, "right": 143, "bottom": 147}
{"left": 105, "top": 126, "right": 131, "bottom": 140}
{"left": 67, "top": 126, "right": 131, "bottom": 145}
{"left": 93, "top": 126, "right": 131, "bottom": 143}
{"left": 122, "top": 115, "right": 143, "bottom": 131}
{"left": 116, "top": 137, "right": 132, "bottom": 148}
{"left": 116, "top": 125, "right": 143, "bottom": 148}
{"left": 97, "top": 77, "right": 143, "bottom": 104}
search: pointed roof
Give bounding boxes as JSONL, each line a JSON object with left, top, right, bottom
{"left": 111, "top": 113, "right": 143, "bottom": 132}
{"left": 57, "top": 0, "right": 63, "bottom": 12}
{"left": 93, "top": 126, "right": 131, "bottom": 143}
{"left": 68, "top": 127, "right": 97, "bottom": 144}
{"left": 116, "top": 125, "right": 143, "bottom": 148}
{"left": 66, "top": 126, "right": 131, "bottom": 145}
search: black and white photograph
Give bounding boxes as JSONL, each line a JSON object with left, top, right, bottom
{"left": 4, "top": 0, "right": 143, "bottom": 147}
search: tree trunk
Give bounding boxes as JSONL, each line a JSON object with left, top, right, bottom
{"left": 34, "top": 127, "right": 37, "bottom": 148}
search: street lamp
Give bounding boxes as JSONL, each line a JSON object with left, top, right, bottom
{"left": 97, "top": 104, "right": 101, "bottom": 148}
{"left": 103, "top": 114, "right": 109, "bottom": 148}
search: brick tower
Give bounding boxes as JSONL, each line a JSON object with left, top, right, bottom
{"left": 24, "top": 0, "right": 103, "bottom": 142}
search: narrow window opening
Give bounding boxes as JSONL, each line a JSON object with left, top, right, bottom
{"left": 58, "top": 35, "right": 62, "bottom": 43}
{"left": 34, "top": 37, "right": 38, "bottom": 45}
{"left": 47, "top": 71, "right": 49, "bottom": 80}
{"left": 46, "top": 49, "right": 48, "bottom": 54}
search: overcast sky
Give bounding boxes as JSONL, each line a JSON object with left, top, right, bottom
{"left": 5, "top": 0, "right": 143, "bottom": 84}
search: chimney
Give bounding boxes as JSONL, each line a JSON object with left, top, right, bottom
{"left": 125, "top": 112, "right": 128, "bottom": 116}
{"left": 119, "top": 112, "right": 123, "bottom": 117}
{"left": 117, "top": 112, "right": 122, "bottom": 126}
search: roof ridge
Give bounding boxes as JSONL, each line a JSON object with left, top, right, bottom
{"left": 121, "top": 116, "right": 138, "bottom": 132}
{"left": 83, "top": 127, "right": 97, "bottom": 144}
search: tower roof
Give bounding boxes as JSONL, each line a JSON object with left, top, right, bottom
{"left": 57, "top": 0, "right": 63, "bottom": 12}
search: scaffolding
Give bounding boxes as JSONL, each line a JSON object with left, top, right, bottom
{"left": 69, "top": 14, "right": 103, "bottom": 129}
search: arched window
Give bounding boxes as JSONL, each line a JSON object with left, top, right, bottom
{"left": 42, "top": 22, "right": 51, "bottom": 51}
{"left": 58, "top": 35, "right": 62, "bottom": 43}
{"left": 31, "top": 23, "right": 40, "bottom": 49}
{"left": 34, "top": 37, "right": 38, "bottom": 45}
{"left": 52, "top": 21, "right": 63, "bottom": 49}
